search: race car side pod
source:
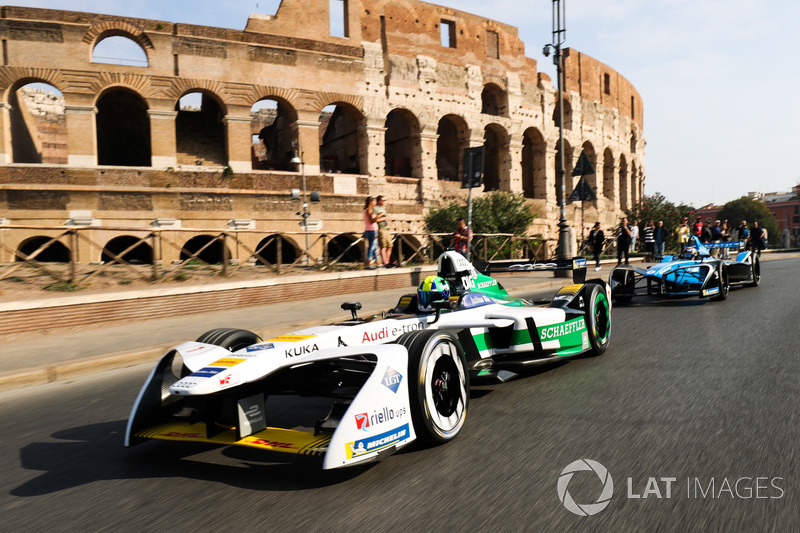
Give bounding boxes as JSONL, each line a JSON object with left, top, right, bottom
{"left": 474, "top": 257, "right": 587, "bottom": 284}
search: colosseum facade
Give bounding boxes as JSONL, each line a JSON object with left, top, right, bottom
{"left": 0, "top": 1, "right": 644, "bottom": 265}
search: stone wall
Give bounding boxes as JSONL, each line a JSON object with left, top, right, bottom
{"left": 0, "top": 1, "right": 645, "bottom": 261}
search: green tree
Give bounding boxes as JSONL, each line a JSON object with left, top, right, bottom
{"left": 718, "top": 197, "right": 781, "bottom": 246}
{"left": 424, "top": 191, "right": 535, "bottom": 235}
{"left": 625, "top": 192, "right": 694, "bottom": 251}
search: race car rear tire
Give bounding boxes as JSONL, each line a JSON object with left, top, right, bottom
{"left": 747, "top": 256, "right": 761, "bottom": 287}
{"left": 195, "top": 328, "right": 262, "bottom": 352}
{"left": 395, "top": 330, "right": 469, "bottom": 444}
{"left": 585, "top": 284, "right": 611, "bottom": 356}
{"left": 710, "top": 265, "right": 729, "bottom": 301}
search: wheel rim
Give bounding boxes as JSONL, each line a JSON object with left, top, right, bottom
{"left": 423, "top": 340, "right": 466, "bottom": 434}
{"left": 594, "top": 292, "right": 610, "bottom": 343}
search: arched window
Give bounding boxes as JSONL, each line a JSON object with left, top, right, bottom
{"left": 522, "top": 128, "right": 546, "bottom": 199}
{"left": 96, "top": 88, "right": 151, "bottom": 166}
{"left": 436, "top": 115, "right": 468, "bottom": 181}
{"left": 483, "top": 124, "right": 509, "bottom": 192}
{"left": 481, "top": 84, "right": 507, "bottom": 117}
{"left": 176, "top": 92, "right": 226, "bottom": 167}
{"left": 319, "top": 103, "right": 363, "bottom": 174}
{"left": 251, "top": 98, "right": 298, "bottom": 171}
{"left": 9, "top": 82, "right": 66, "bottom": 164}
{"left": 384, "top": 109, "right": 419, "bottom": 177}
{"left": 92, "top": 35, "right": 148, "bottom": 67}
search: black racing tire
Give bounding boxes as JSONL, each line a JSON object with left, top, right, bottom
{"left": 710, "top": 265, "right": 729, "bottom": 301}
{"left": 585, "top": 284, "right": 611, "bottom": 356}
{"left": 747, "top": 256, "right": 761, "bottom": 287}
{"left": 195, "top": 328, "right": 262, "bottom": 351}
{"left": 395, "top": 330, "right": 469, "bottom": 444}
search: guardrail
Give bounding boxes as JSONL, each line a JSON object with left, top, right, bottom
{"left": 0, "top": 224, "right": 553, "bottom": 288}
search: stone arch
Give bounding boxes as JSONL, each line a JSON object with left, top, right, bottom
{"left": 16, "top": 236, "right": 71, "bottom": 262}
{"left": 319, "top": 102, "right": 364, "bottom": 174}
{"left": 618, "top": 154, "right": 629, "bottom": 210}
{"left": 175, "top": 89, "right": 227, "bottom": 166}
{"left": 631, "top": 161, "right": 639, "bottom": 207}
{"left": 436, "top": 114, "right": 469, "bottom": 181}
{"left": 602, "top": 147, "right": 615, "bottom": 201}
{"left": 180, "top": 235, "right": 232, "bottom": 265}
{"left": 581, "top": 141, "right": 598, "bottom": 197}
{"left": 554, "top": 139, "right": 574, "bottom": 204}
{"left": 96, "top": 86, "right": 151, "bottom": 166}
{"left": 7, "top": 79, "right": 67, "bottom": 164}
{"left": 553, "top": 97, "right": 572, "bottom": 130}
{"left": 384, "top": 108, "right": 420, "bottom": 178}
{"left": 481, "top": 83, "right": 507, "bottom": 117}
{"left": 327, "top": 233, "right": 362, "bottom": 263}
{"left": 483, "top": 123, "right": 509, "bottom": 192}
{"left": 82, "top": 21, "right": 154, "bottom": 50}
{"left": 251, "top": 96, "right": 298, "bottom": 171}
{"left": 255, "top": 234, "right": 300, "bottom": 265}
{"left": 521, "top": 127, "right": 546, "bottom": 199}
{"left": 102, "top": 235, "right": 153, "bottom": 264}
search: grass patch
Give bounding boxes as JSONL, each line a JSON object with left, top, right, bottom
{"left": 45, "top": 281, "right": 81, "bottom": 292}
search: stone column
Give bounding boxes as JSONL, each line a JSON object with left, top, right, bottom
{"left": 223, "top": 114, "right": 254, "bottom": 173}
{"left": 362, "top": 117, "right": 386, "bottom": 177}
{"left": 416, "top": 125, "right": 439, "bottom": 202}
{"left": 148, "top": 109, "right": 178, "bottom": 169}
{"left": 295, "top": 119, "right": 321, "bottom": 175}
{"left": 0, "top": 102, "right": 11, "bottom": 164}
{"left": 65, "top": 104, "right": 97, "bottom": 167}
{"left": 506, "top": 135, "right": 524, "bottom": 193}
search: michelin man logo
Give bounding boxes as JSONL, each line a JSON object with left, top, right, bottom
{"left": 557, "top": 459, "right": 613, "bottom": 516}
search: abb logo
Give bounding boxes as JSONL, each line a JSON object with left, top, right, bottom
{"left": 250, "top": 438, "right": 296, "bottom": 449}
{"left": 219, "top": 374, "right": 231, "bottom": 385}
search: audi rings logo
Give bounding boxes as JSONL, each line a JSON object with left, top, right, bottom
{"left": 557, "top": 459, "right": 614, "bottom": 516}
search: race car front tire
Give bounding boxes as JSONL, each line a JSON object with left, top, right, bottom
{"left": 195, "top": 328, "right": 262, "bottom": 351}
{"left": 395, "top": 330, "right": 469, "bottom": 444}
{"left": 747, "top": 256, "right": 761, "bottom": 287}
{"left": 710, "top": 265, "right": 729, "bottom": 301}
{"left": 585, "top": 284, "right": 611, "bottom": 356}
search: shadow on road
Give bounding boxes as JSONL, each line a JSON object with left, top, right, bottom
{"left": 11, "top": 420, "right": 374, "bottom": 496}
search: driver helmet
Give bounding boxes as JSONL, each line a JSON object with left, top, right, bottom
{"left": 417, "top": 275, "right": 451, "bottom": 308}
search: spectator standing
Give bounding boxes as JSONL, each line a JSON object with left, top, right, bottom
{"left": 710, "top": 220, "right": 723, "bottom": 257}
{"left": 643, "top": 220, "right": 655, "bottom": 261}
{"left": 630, "top": 222, "right": 639, "bottom": 253}
{"left": 677, "top": 217, "right": 690, "bottom": 249}
{"left": 737, "top": 220, "right": 750, "bottom": 246}
{"left": 453, "top": 217, "right": 473, "bottom": 256}
{"left": 692, "top": 216, "right": 704, "bottom": 240}
{"left": 721, "top": 220, "right": 731, "bottom": 258}
{"left": 616, "top": 217, "right": 632, "bottom": 265}
{"left": 702, "top": 218, "right": 714, "bottom": 243}
{"left": 363, "top": 196, "right": 379, "bottom": 268}
{"left": 653, "top": 220, "right": 667, "bottom": 261}
{"left": 588, "top": 222, "right": 605, "bottom": 270}
{"left": 373, "top": 195, "right": 393, "bottom": 267}
{"left": 750, "top": 221, "right": 766, "bottom": 256}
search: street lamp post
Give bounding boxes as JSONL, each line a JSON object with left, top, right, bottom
{"left": 543, "top": 0, "right": 570, "bottom": 269}
{"left": 290, "top": 150, "right": 310, "bottom": 265}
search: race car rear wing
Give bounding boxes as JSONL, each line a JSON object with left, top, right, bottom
{"left": 474, "top": 257, "right": 587, "bottom": 284}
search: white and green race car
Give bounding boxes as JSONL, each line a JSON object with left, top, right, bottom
{"left": 125, "top": 252, "right": 611, "bottom": 469}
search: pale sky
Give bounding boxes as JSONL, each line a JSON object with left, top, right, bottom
{"left": 8, "top": 0, "right": 800, "bottom": 207}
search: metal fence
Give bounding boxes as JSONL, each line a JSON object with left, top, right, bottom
{"left": 0, "top": 224, "right": 553, "bottom": 288}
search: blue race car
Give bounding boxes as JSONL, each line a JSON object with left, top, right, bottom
{"left": 609, "top": 236, "right": 761, "bottom": 303}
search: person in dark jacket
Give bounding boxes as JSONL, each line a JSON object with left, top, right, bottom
{"left": 750, "top": 221, "right": 767, "bottom": 256}
{"left": 653, "top": 220, "right": 667, "bottom": 261}
{"left": 616, "top": 217, "right": 632, "bottom": 265}
{"left": 588, "top": 222, "right": 605, "bottom": 270}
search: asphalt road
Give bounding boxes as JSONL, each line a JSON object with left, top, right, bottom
{"left": 1, "top": 258, "right": 798, "bottom": 531}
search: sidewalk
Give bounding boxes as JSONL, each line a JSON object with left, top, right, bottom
{"left": 0, "top": 260, "right": 601, "bottom": 391}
